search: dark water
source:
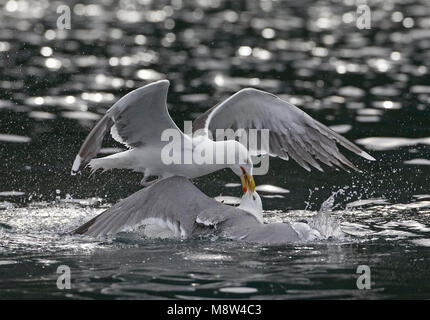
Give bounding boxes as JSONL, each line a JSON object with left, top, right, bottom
{"left": 1, "top": 0, "right": 430, "bottom": 299}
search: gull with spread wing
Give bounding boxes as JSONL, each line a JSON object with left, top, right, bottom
{"left": 71, "top": 80, "right": 374, "bottom": 193}
{"left": 73, "top": 176, "right": 322, "bottom": 244}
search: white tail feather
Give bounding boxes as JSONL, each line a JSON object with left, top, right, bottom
{"left": 87, "top": 151, "right": 138, "bottom": 175}
{"left": 87, "top": 159, "right": 108, "bottom": 175}
{"left": 87, "top": 157, "right": 123, "bottom": 175}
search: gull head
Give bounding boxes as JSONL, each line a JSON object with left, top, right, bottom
{"left": 238, "top": 190, "right": 263, "bottom": 223}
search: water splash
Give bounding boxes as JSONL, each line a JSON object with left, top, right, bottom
{"left": 307, "top": 189, "right": 344, "bottom": 239}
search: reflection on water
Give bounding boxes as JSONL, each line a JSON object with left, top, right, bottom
{"left": 1, "top": 0, "right": 430, "bottom": 299}
{"left": 0, "top": 195, "right": 429, "bottom": 299}
{"left": 356, "top": 136, "right": 430, "bottom": 151}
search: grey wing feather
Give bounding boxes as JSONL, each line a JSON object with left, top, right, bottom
{"left": 193, "top": 88, "right": 375, "bottom": 172}
{"left": 71, "top": 115, "right": 113, "bottom": 174}
{"left": 72, "top": 176, "right": 216, "bottom": 237}
{"left": 71, "top": 80, "right": 181, "bottom": 174}
{"left": 72, "top": 176, "right": 309, "bottom": 244}
{"left": 106, "top": 80, "right": 180, "bottom": 147}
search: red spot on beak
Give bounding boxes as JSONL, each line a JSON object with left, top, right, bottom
{"left": 243, "top": 186, "right": 247, "bottom": 193}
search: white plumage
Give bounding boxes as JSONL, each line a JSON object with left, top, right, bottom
{"left": 71, "top": 80, "right": 374, "bottom": 187}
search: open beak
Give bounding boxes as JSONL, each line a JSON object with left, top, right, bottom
{"left": 240, "top": 167, "right": 255, "bottom": 194}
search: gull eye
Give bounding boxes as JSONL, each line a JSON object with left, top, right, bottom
{"left": 252, "top": 195, "right": 256, "bottom": 200}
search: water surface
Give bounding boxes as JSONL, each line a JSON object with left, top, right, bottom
{"left": 1, "top": 0, "right": 430, "bottom": 299}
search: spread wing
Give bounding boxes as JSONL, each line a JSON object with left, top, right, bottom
{"left": 72, "top": 176, "right": 216, "bottom": 237}
{"left": 71, "top": 80, "right": 182, "bottom": 174}
{"left": 193, "top": 88, "right": 375, "bottom": 171}
{"left": 72, "top": 176, "right": 307, "bottom": 244}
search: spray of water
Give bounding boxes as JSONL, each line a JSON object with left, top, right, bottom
{"left": 307, "top": 189, "right": 345, "bottom": 239}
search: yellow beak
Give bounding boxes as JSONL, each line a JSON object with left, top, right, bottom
{"left": 240, "top": 172, "right": 256, "bottom": 194}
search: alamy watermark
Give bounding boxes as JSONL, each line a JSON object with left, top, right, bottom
{"left": 160, "top": 121, "right": 270, "bottom": 175}
{"left": 56, "top": 5, "right": 71, "bottom": 30}
{"left": 356, "top": 5, "right": 371, "bottom": 30}
{"left": 56, "top": 265, "right": 71, "bottom": 290}
{"left": 356, "top": 265, "right": 371, "bottom": 290}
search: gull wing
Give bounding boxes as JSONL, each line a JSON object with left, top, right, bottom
{"left": 72, "top": 176, "right": 307, "bottom": 244}
{"left": 72, "top": 176, "right": 216, "bottom": 237}
{"left": 193, "top": 88, "right": 375, "bottom": 171}
{"left": 71, "top": 80, "right": 182, "bottom": 174}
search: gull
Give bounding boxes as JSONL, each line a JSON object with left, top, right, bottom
{"left": 71, "top": 80, "right": 374, "bottom": 192}
{"left": 73, "top": 176, "right": 321, "bottom": 243}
